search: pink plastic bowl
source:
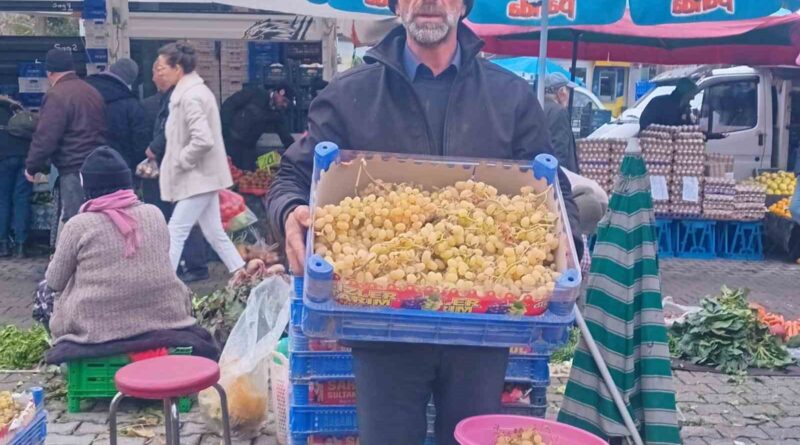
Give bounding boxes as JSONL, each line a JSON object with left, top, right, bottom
{"left": 455, "top": 415, "right": 608, "bottom": 445}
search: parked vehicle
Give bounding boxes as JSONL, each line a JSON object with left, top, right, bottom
{"left": 591, "top": 65, "right": 800, "bottom": 179}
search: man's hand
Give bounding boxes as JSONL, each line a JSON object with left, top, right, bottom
{"left": 24, "top": 170, "right": 35, "bottom": 183}
{"left": 145, "top": 148, "right": 156, "bottom": 161}
{"left": 285, "top": 205, "right": 311, "bottom": 275}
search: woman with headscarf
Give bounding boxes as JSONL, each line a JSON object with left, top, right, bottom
{"left": 45, "top": 146, "right": 197, "bottom": 346}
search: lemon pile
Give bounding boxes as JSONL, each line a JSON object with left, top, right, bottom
{"left": 754, "top": 171, "right": 796, "bottom": 195}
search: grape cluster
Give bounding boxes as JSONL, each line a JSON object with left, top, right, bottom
{"left": 313, "top": 180, "right": 562, "bottom": 298}
{"left": 0, "top": 391, "right": 16, "bottom": 426}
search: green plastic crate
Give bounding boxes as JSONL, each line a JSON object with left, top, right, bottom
{"left": 67, "top": 347, "right": 193, "bottom": 413}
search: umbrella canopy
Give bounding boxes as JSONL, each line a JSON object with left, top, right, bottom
{"left": 490, "top": 57, "right": 582, "bottom": 84}
{"left": 557, "top": 153, "right": 680, "bottom": 444}
{"left": 471, "top": 13, "right": 800, "bottom": 66}
{"left": 628, "top": 0, "right": 800, "bottom": 25}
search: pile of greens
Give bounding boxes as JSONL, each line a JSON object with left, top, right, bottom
{"left": 670, "top": 286, "right": 794, "bottom": 374}
{"left": 192, "top": 284, "right": 253, "bottom": 346}
{"left": 551, "top": 327, "right": 580, "bottom": 363}
{"left": 0, "top": 325, "right": 50, "bottom": 369}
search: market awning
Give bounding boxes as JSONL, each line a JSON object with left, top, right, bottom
{"left": 469, "top": 12, "right": 800, "bottom": 66}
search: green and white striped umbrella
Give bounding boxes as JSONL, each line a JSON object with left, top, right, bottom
{"left": 557, "top": 153, "right": 680, "bottom": 444}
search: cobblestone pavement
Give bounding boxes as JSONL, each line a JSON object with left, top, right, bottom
{"left": 1, "top": 255, "right": 799, "bottom": 444}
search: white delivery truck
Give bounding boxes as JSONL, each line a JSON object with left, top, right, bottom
{"left": 591, "top": 66, "right": 800, "bottom": 180}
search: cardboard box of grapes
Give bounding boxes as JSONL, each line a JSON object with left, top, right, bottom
{"left": 303, "top": 143, "right": 581, "bottom": 323}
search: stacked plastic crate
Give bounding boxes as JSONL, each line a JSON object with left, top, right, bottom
{"left": 288, "top": 146, "right": 579, "bottom": 445}
{"left": 290, "top": 279, "right": 560, "bottom": 445}
{"left": 289, "top": 279, "right": 359, "bottom": 445}
{"left": 220, "top": 40, "right": 248, "bottom": 103}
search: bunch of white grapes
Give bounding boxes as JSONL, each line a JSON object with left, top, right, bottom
{"left": 0, "top": 391, "right": 17, "bottom": 426}
{"left": 313, "top": 180, "right": 562, "bottom": 298}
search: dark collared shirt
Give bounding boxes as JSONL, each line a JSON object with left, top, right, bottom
{"left": 402, "top": 43, "right": 461, "bottom": 155}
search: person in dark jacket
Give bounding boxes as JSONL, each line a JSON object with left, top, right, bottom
{"left": 639, "top": 78, "right": 698, "bottom": 132}
{"left": 221, "top": 83, "right": 295, "bottom": 170}
{"left": 542, "top": 72, "right": 579, "bottom": 173}
{"left": 25, "top": 49, "right": 106, "bottom": 230}
{"left": 141, "top": 62, "right": 209, "bottom": 283}
{"left": 0, "top": 96, "right": 33, "bottom": 257}
{"left": 264, "top": 0, "right": 581, "bottom": 443}
{"left": 85, "top": 59, "right": 150, "bottom": 169}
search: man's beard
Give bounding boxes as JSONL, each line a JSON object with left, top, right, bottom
{"left": 401, "top": 5, "right": 460, "bottom": 45}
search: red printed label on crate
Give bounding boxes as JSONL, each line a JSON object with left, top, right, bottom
{"left": 334, "top": 277, "right": 549, "bottom": 316}
{"left": 311, "top": 381, "right": 357, "bottom": 405}
{"left": 308, "top": 339, "right": 350, "bottom": 352}
{"left": 308, "top": 436, "right": 359, "bottom": 445}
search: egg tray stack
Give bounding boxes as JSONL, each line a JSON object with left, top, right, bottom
{"left": 577, "top": 139, "right": 613, "bottom": 194}
{"left": 703, "top": 177, "right": 737, "bottom": 220}
{"left": 733, "top": 183, "right": 768, "bottom": 221}
{"left": 669, "top": 130, "right": 706, "bottom": 218}
{"left": 289, "top": 279, "right": 552, "bottom": 445}
{"left": 609, "top": 138, "right": 627, "bottom": 173}
{"left": 639, "top": 128, "right": 674, "bottom": 216}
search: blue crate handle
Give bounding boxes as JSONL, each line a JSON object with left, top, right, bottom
{"left": 533, "top": 153, "right": 558, "bottom": 185}
{"left": 314, "top": 142, "right": 339, "bottom": 173}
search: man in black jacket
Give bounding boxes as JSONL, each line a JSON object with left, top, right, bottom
{"left": 265, "top": 0, "right": 581, "bottom": 444}
{"left": 221, "top": 83, "right": 295, "bottom": 170}
{"left": 0, "top": 97, "right": 32, "bottom": 257}
{"left": 542, "top": 73, "right": 579, "bottom": 173}
{"left": 86, "top": 59, "right": 150, "bottom": 169}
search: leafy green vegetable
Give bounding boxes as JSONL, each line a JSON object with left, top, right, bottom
{"left": 551, "top": 327, "right": 580, "bottom": 363}
{"left": 670, "top": 286, "right": 795, "bottom": 374}
{"left": 0, "top": 325, "right": 50, "bottom": 369}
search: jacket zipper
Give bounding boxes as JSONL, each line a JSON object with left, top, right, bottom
{"left": 378, "top": 61, "right": 437, "bottom": 156}
{"left": 441, "top": 65, "right": 469, "bottom": 157}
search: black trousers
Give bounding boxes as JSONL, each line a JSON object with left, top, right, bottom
{"left": 352, "top": 343, "right": 509, "bottom": 445}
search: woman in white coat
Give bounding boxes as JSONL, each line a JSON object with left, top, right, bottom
{"left": 155, "top": 42, "right": 244, "bottom": 275}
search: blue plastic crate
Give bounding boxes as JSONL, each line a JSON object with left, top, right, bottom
{"left": 655, "top": 218, "right": 675, "bottom": 258}
{"left": 9, "top": 410, "right": 47, "bottom": 445}
{"left": 290, "top": 433, "right": 359, "bottom": 445}
{"left": 290, "top": 351, "right": 354, "bottom": 381}
{"left": 676, "top": 220, "right": 717, "bottom": 259}
{"left": 292, "top": 381, "right": 356, "bottom": 406}
{"left": 301, "top": 146, "right": 580, "bottom": 349}
{"left": 505, "top": 355, "right": 550, "bottom": 384}
{"left": 289, "top": 405, "right": 359, "bottom": 434}
{"left": 718, "top": 221, "right": 763, "bottom": 260}
{"left": 500, "top": 403, "right": 547, "bottom": 418}
{"left": 291, "top": 299, "right": 304, "bottom": 328}
{"left": 289, "top": 349, "right": 552, "bottom": 383}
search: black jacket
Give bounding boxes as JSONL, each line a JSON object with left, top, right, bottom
{"left": 145, "top": 88, "right": 173, "bottom": 164}
{"left": 0, "top": 102, "right": 30, "bottom": 159}
{"left": 265, "top": 24, "right": 582, "bottom": 256}
{"left": 543, "top": 98, "right": 579, "bottom": 173}
{"left": 85, "top": 73, "right": 150, "bottom": 169}
{"left": 221, "top": 86, "right": 295, "bottom": 150}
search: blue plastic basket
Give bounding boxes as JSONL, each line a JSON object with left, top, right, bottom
{"left": 290, "top": 350, "right": 551, "bottom": 384}
{"left": 289, "top": 405, "right": 359, "bottom": 434}
{"left": 292, "top": 381, "right": 356, "bottom": 406}
{"left": 9, "top": 410, "right": 47, "bottom": 445}
{"left": 718, "top": 221, "right": 763, "bottom": 260}
{"left": 676, "top": 219, "right": 717, "bottom": 259}
{"left": 500, "top": 403, "right": 548, "bottom": 418}
{"left": 301, "top": 146, "right": 580, "bottom": 349}
{"left": 505, "top": 355, "right": 550, "bottom": 384}
{"left": 655, "top": 218, "right": 675, "bottom": 258}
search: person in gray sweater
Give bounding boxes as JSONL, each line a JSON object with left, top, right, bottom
{"left": 46, "top": 146, "right": 196, "bottom": 345}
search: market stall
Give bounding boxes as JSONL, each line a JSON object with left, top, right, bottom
{"left": 578, "top": 127, "right": 775, "bottom": 260}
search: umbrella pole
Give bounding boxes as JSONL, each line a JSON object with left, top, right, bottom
{"left": 536, "top": 0, "right": 549, "bottom": 104}
{"left": 567, "top": 32, "right": 580, "bottom": 119}
{"left": 574, "top": 308, "right": 645, "bottom": 445}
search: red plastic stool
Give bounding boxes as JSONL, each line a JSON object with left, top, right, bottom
{"left": 109, "top": 355, "right": 232, "bottom": 445}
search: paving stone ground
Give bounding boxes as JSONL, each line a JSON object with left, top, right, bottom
{"left": 1, "top": 255, "right": 798, "bottom": 444}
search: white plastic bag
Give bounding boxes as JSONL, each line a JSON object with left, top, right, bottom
{"left": 135, "top": 159, "right": 159, "bottom": 179}
{"left": 199, "top": 275, "right": 292, "bottom": 438}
